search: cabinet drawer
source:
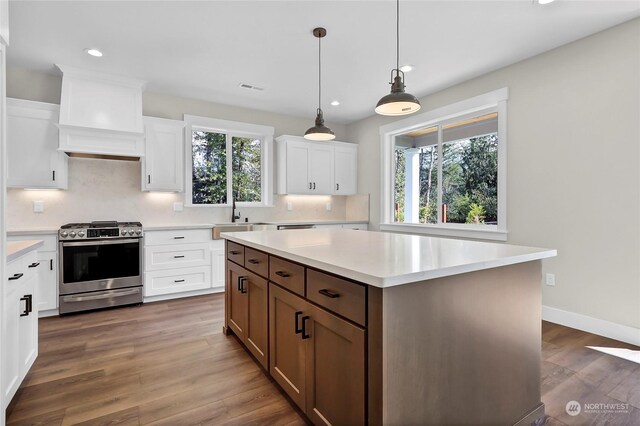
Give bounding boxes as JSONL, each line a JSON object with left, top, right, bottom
{"left": 145, "top": 243, "right": 210, "bottom": 271}
{"left": 144, "top": 229, "right": 211, "bottom": 246}
{"left": 269, "top": 256, "right": 305, "bottom": 297}
{"left": 307, "top": 269, "right": 366, "bottom": 326}
{"left": 227, "top": 241, "right": 245, "bottom": 265}
{"left": 144, "top": 266, "right": 211, "bottom": 297}
{"left": 244, "top": 247, "right": 269, "bottom": 278}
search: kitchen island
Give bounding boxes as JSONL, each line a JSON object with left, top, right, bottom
{"left": 222, "top": 229, "right": 556, "bottom": 426}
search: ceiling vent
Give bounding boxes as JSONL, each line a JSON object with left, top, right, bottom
{"left": 239, "top": 83, "right": 265, "bottom": 92}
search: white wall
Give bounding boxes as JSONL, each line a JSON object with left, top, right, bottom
{"left": 347, "top": 19, "right": 640, "bottom": 332}
{"left": 5, "top": 67, "right": 369, "bottom": 229}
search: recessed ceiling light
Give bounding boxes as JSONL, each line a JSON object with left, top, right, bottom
{"left": 536, "top": 0, "right": 555, "bottom": 4}
{"left": 85, "top": 49, "right": 103, "bottom": 57}
{"left": 399, "top": 65, "right": 413, "bottom": 73}
{"left": 330, "top": 100, "right": 340, "bottom": 106}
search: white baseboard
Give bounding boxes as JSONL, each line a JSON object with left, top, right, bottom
{"left": 542, "top": 305, "right": 640, "bottom": 347}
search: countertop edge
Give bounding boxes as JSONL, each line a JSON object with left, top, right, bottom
{"left": 222, "top": 233, "right": 557, "bottom": 288}
{"left": 7, "top": 240, "right": 44, "bottom": 262}
{"left": 7, "top": 229, "right": 59, "bottom": 236}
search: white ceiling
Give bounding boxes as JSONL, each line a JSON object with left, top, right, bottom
{"left": 7, "top": 1, "right": 640, "bottom": 124}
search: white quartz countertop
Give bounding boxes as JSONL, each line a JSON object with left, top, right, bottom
{"left": 7, "top": 240, "right": 44, "bottom": 262}
{"left": 143, "top": 224, "right": 215, "bottom": 231}
{"left": 222, "top": 229, "right": 557, "bottom": 288}
{"left": 7, "top": 228, "right": 59, "bottom": 236}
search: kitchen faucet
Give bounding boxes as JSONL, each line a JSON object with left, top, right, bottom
{"left": 231, "top": 198, "right": 240, "bottom": 223}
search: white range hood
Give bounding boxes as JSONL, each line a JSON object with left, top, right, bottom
{"left": 57, "top": 65, "right": 146, "bottom": 159}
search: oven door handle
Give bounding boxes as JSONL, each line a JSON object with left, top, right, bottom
{"left": 61, "top": 288, "right": 141, "bottom": 302}
{"left": 61, "top": 239, "right": 140, "bottom": 247}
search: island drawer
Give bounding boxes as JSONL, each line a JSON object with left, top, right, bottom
{"left": 226, "top": 241, "right": 245, "bottom": 265}
{"left": 269, "top": 256, "right": 305, "bottom": 296}
{"left": 307, "top": 269, "right": 366, "bottom": 326}
{"left": 244, "top": 247, "right": 269, "bottom": 278}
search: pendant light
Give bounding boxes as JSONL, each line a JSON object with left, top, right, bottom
{"left": 304, "top": 27, "right": 335, "bottom": 141}
{"left": 375, "top": 0, "right": 421, "bottom": 116}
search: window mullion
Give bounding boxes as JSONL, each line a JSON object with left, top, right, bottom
{"left": 437, "top": 125, "right": 443, "bottom": 224}
{"left": 226, "top": 133, "right": 233, "bottom": 204}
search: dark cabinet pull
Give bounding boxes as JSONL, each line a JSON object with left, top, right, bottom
{"left": 247, "top": 258, "right": 260, "bottom": 264}
{"left": 52, "top": 170, "right": 56, "bottom": 181}
{"left": 174, "top": 279, "right": 185, "bottom": 283}
{"left": 336, "top": 183, "right": 340, "bottom": 191}
{"left": 148, "top": 175, "right": 151, "bottom": 184}
{"left": 301, "top": 316, "right": 310, "bottom": 339}
{"left": 308, "top": 182, "right": 312, "bottom": 190}
{"left": 173, "top": 236, "right": 185, "bottom": 239}
{"left": 50, "top": 259, "right": 54, "bottom": 270}
{"left": 275, "top": 271, "right": 290, "bottom": 278}
{"left": 318, "top": 289, "right": 340, "bottom": 299}
{"left": 9, "top": 273, "right": 23, "bottom": 281}
{"left": 20, "top": 296, "right": 29, "bottom": 316}
{"left": 313, "top": 182, "right": 316, "bottom": 190}
{"left": 240, "top": 277, "right": 247, "bottom": 294}
{"left": 28, "top": 262, "right": 40, "bottom": 268}
{"left": 294, "top": 311, "right": 304, "bottom": 334}
{"left": 26, "top": 294, "right": 33, "bottom": 313}
{"left": 173, "top": 255, "right": 185, "bottom": 259}
{"left": 229, "top": 250, "right": 241, "bottom": 255}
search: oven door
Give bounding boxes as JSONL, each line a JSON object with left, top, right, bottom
{"left": 59, "top": 238, "right": 142, "bottom": 295}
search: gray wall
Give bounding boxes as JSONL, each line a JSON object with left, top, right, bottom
{"left": 347, "top": 18, "right": 640, "bottom": 330}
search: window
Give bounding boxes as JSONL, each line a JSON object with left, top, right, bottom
{"left": 185, "top": 116, "right": 274, "bottom": 206}
{"left": 381, "top": 88, "right": 507, "bottom": 240}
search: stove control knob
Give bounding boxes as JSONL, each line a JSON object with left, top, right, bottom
{"left": 69, "top": 231, "right": 77, "bottom": 238}
{"left": 128, "top": 229, "right": 135, "bottom": 236}
{"left": 135, "top": 229, "right": 142, "bottom": 236}
{"left": 78, "top": 231, "right": 85, "bottom": 238}
{"left": 121, "top": 230, "right": 127, "bottom": 236}
{"left": 60, "top": 231, "right": 69, "bottom": 238}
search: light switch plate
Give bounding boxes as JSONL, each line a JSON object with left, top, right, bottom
{"left": 545, "top": 273, "right": 556, "bottom": 286}
{"left": 33, "top": 200, "right": 44, "bottom": 213}
{"left": 173, "top": 202, "right": 184, "bottom": 212}
{"left": 287, "top": 201, "right": 293, "bottom": 211}
{"left": 326, "top": 202, "right": 332, "bottom": 211}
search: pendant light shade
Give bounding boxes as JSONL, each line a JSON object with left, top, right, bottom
{"left": 305, "top": 27, "right": 335, "bottom": 141}
{"left": 375, "top": 0, "right": 421, "bottom": 116}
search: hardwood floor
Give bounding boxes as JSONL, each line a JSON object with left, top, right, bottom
{"left": 6, "top": 294, "right": 640, "bottom": 425}
{"left": 6, "top": 294, "right": 306, "bottom": 426}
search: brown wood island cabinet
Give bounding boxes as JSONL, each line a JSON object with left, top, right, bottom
{"left": 223, "top": 230, "right": 556, "bottom": 426}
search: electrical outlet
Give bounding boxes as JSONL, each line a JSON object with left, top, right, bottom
{"left": 326, "top": 202, "right": 332, "bottom": 211}
{"left": 33, "top": 200, "right": 44, "bottom": 213}
{"left": 173, "top": 202, "right": 184, "bottom": 212}
{"left": 287, "top": 201, "right": 293, "bottom": 211}
{"left": 545, "top": 273, "right": 556, "bottom": 286}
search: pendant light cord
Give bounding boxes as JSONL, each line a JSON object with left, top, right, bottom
{"left": 396, "top": 0, "right": 400, "bottom": 72}
{"left": 318, "top": 33, "right": 322, "bottom": 111}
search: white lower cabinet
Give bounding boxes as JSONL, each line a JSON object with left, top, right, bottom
{"left": 3, "top": 250, "right": 39, "bottom": 408}
{"left": 144, "top": 228, "right": 220, "bottom": 299}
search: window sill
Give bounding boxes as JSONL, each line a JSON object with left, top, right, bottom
{"left": 184, "top": 203, "right": 274, "bottom": 208}
{"left": 379, "top": 223, "right": 508, "bottom": 242}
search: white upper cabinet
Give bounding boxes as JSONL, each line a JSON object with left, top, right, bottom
{"left": 276, "top": 135, "right": 357, "bottom": 195}
{"left": 0, "top": 0, "right": 9, "bottom": 46}
{"left": 142, "top": 116, "right": 184, "bottom": 192}
{"left": 7, "top": 98, "right": 68, "bottom": 189}
{"left": 57, "top": 65, "right": 146, "bottom": 158}
{"left": 333, "top": 144, "right": 357, "bottom": 195}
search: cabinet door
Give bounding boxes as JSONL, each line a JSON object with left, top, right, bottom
{"left": 305, "top": 303, "right": 366, "bottom": 426}
{"left": 19, "top": 275, "right": 39, "bottom": 375}
{"left": 7, "top": 99, "right": 67, "bottom": 189}
{"left": 227, "top": 261, "right": 248, "bottom": 341}
{"left": 142, "top": 117, "right": 185, "bottom": 192}
{"left": 245, "top": 273, "right": 268, "bottom": 369}
{"left": 285, "top": 141, "right": 312, "bottom": 194}
{"left": 269, "top": 283, "right": 308, "bottom": 410}
{"left": 309, "top": 144, "right": 334, "bottom": 194}
{"left": 36, "top": 253, "right": 58, "bottom": 312}
{"left": 334, "top": 144, "right": 357, "bottom": 195}
{"left": 3, "top": 276, "right": 22, "bottom": 406}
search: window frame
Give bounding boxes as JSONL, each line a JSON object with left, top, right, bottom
{"left": 379, "top": 88, "right": 508, "bottom": 241}
{"left": 184, "top": 115, "right": 274, "bottom": 207}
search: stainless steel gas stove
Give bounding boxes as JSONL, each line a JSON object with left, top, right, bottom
{"left": 58, "top": 221, "right": 144, "bottom": 314}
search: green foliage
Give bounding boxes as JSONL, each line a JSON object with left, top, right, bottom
{"left": 232, "top": 137, "right": 261, "bottom": 202}
{"left": 466, "top": 203, "right": 486, "bottom": 224}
